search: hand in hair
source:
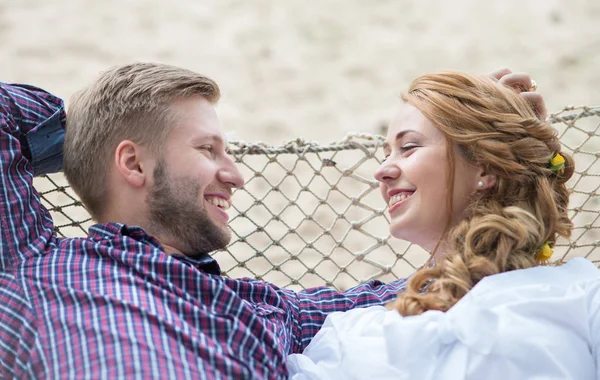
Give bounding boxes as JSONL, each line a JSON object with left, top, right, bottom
{"left": 489, "top": 68, "right": 548, "bottom": 121}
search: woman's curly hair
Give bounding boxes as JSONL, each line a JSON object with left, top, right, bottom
{"left": 388, "top": 71, "right": 574, "bottom": 316}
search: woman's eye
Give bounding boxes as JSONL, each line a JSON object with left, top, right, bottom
{"left": 399, "top": 144, "right": 419, "bottom": 153}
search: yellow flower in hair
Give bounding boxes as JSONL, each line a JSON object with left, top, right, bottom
{"left": 536, "top": 243, "right": 553, "bottom": 261}
{"left": 550, "top": 153, "right": 565, "bottom": 171}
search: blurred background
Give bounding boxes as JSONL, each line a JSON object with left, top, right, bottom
{"left": 1, "top": 0, "right": 599, "bottom": 143}
{"left": 4, "top": 0, "right": 600, "bottom": 289}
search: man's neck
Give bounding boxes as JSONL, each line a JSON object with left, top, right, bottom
{"left": 160, "top": 242, "right": 185, "bottom": 256}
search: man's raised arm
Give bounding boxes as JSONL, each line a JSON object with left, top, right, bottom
{"left": 0, "top": 83, "right": 65, "bottom": 270}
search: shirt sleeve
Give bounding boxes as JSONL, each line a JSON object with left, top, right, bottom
{"left": 281, "top": 277, "right": 409, "bottom": 353}
{"left": 0, "top": 83, "right": 65, "bottom": 270}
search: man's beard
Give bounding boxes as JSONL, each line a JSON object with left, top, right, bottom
{"left": 146, "top": 160, "right": 231, "bottom": 257}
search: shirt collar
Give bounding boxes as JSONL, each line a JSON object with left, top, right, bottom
{"left": 88, "top": 223, "right": 222, "bottom": 275}
{"left": 170, "top": 254, "right": 222, "bottom": 275}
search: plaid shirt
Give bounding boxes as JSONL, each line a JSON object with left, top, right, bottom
{"left": 0, "top": 83, "right": 408, "bottom": 379}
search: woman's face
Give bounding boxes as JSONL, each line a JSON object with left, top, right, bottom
{"left": 374, "top": 103, "right": 483, "bottom": 251}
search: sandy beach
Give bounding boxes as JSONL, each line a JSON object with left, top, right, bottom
{"left": 2, "top": 0, "right": 599, "bottom": 142}
{"left": 2, "top": 0, "right": 599, "bottom": 289}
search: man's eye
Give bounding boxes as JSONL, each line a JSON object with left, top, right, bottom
{"left": 197, "top": 145, "right": 216, "bottom": 157}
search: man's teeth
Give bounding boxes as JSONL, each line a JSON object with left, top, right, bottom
{"left": 206, "top": 197, "right": 231, "bottom": 210}
{"left": 389, "top": 192, "right": 413, "bottom": 207}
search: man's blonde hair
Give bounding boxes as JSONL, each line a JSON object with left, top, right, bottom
{"left": 64, "top": 62, "right": 220, "bottom": 220}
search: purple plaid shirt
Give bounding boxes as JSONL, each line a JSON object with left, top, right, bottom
{"left": 0, "top": 83, "right": 408, "bottom": 379}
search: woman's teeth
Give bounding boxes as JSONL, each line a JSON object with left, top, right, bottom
{"left": 389, "top": 192, "right": 413, "bottom": 207}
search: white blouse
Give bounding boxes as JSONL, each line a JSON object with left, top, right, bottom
{"left": 288, "top": 258, "right": 600, "bottom": 380}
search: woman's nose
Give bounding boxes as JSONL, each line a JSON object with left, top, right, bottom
{"left": 374, "top": 159, "right": 400, "bottom": 184}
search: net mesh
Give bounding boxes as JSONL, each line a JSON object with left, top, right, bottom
{"left": 36, "top": 105, "right": 600, "bottom": 291}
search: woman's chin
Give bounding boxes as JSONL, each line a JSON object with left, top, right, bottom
{"left": 389, "top": 227, "right": 415, "bottom": 243}
{"left": 390, "top": 227, "right": 439, "bottom": 250}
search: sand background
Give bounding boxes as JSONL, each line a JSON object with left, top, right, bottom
{"left": 2, "top": 0, "right": 600, "bottom": 290}
{"left": 2, "top": 0, "right": 599, "bottom": 142}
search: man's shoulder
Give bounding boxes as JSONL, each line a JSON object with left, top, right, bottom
{"left": 0, "top": 271, "right": 39, "bottom": 378}
{"left": 0, "top": 270, "right": 35, "bottom": 317}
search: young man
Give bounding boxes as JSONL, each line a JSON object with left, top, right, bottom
{"left": 0, "top": 63, "right": 544, "bottom": 379}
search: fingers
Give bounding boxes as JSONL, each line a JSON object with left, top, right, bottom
{"left": 520, "top": 92, "right": 548, "bottom": 120}
{"left": 489, "top": 68, "right": 512, "bottom": 81}
{"left": 497, "top": 72, "right": 534, "bottom": 92}
{"left": 492, "top": 70, "right": 547, "bottom": 120}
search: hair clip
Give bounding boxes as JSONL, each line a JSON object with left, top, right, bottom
{"left": 536, "top": 242, "right": 553, "bottom": 261}
{"left": 549, "top": 153, "right": 565, "bottom": 171}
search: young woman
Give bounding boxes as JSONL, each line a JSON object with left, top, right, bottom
{"left": 287, "top": 71, "right": 599, "bottom": 379}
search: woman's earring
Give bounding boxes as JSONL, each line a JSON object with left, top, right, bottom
{"left": 477, "top": 181, "right": 485, "bottom": 188}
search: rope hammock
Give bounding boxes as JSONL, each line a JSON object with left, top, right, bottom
{"left": 36, "top": 105, "right": 600, "bottom": 291}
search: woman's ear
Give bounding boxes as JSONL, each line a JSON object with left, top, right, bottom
{"left": 477, "top": 172, "right": 496, "bottom": 190}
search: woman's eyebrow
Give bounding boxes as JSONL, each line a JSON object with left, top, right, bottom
{"left": 383, "top": 129, "right": 423, "bottom": 150}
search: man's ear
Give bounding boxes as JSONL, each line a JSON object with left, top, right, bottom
{"left": 114, "top": 140, "right": 147, "bottom": 188}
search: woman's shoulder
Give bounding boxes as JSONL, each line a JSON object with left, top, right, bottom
{"left": 467, "top": 257, "right": 599, "bottom": 299}
{"left": 441, "top": 257, "right": 600, "bottom": 343}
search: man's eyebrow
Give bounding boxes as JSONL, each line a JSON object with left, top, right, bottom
{"left": 382, "top": 129, "right": 422, "bottom": 151}
{"left": 195, "top": 134, "right": 226, "bottom": 145}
